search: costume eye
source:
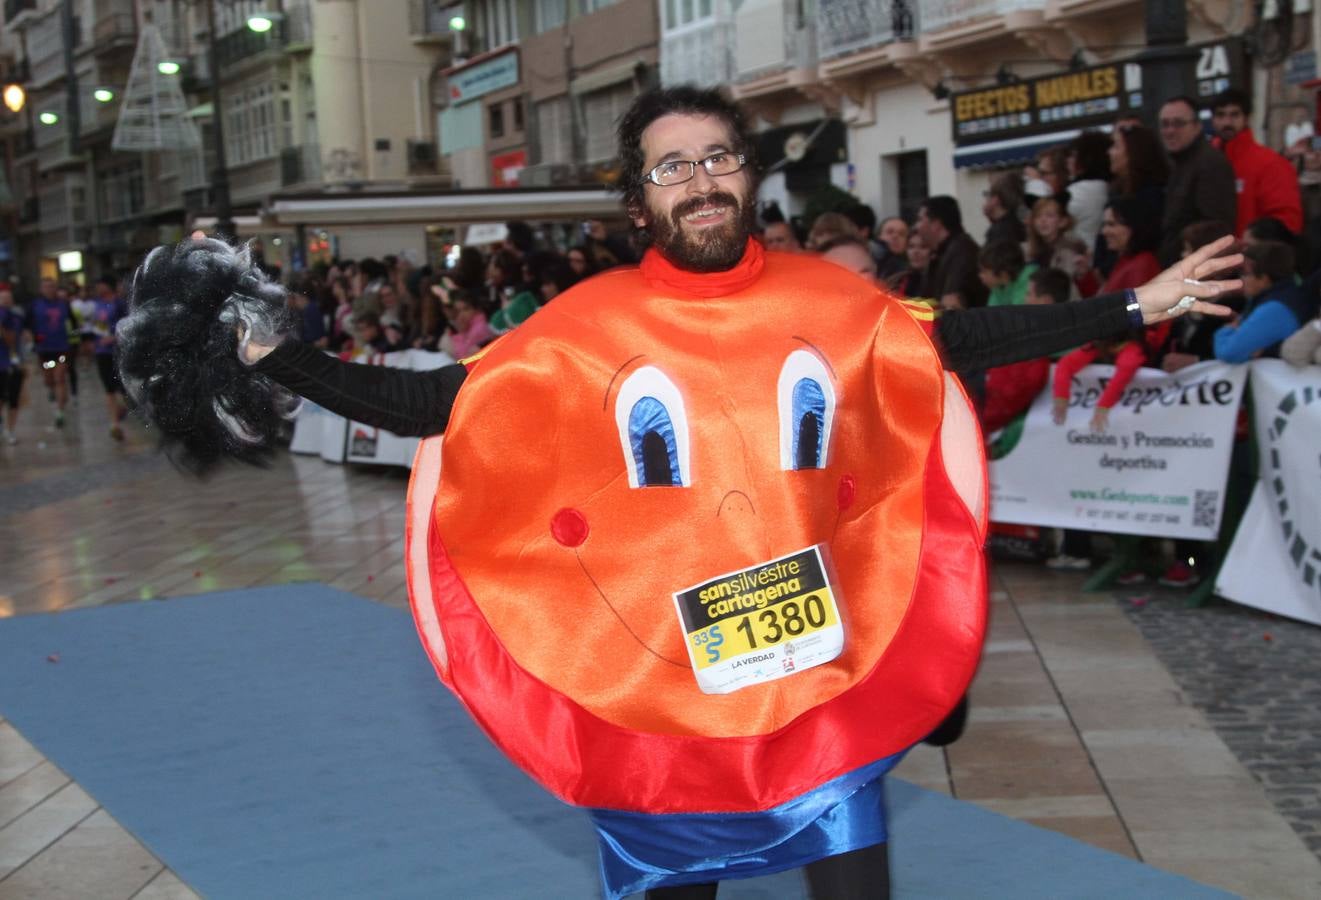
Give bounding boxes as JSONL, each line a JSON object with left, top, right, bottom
{"left": 615, "top": 366, "right": 691, "bottom": 488}
{"left": 778, "top": 349, "right": 837, "bottom": 470}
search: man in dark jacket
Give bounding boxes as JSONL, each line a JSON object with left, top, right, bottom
{"left": 1158, "top": 95, "right": 1237, "bottom": 266}
{"left": 916, "top": 195, "right": 988, "bottom": 309}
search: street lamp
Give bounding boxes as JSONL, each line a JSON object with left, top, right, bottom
{"left": 246, "top": 13, "right": 276, "bottom": 33}
{"left": 3, "top": 84, "right": 25, "bottom": 113}
{"left": 38, "top": 111, "right": 59, "bottom": 125}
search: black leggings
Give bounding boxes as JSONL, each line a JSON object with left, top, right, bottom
{"left": 644, "top": 842, "right": 890, "bottom": 900}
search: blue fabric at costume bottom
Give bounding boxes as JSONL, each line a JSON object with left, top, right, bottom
{"left": 589, "top": 753, "right": 904, "bottom": 899}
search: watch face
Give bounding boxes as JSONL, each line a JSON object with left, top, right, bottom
{"left": 408, "top": 258, "right": 987, "bottom": 812}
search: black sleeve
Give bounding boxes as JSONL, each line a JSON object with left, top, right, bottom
{"left": 253, "top": 340, "right": 468, "bottom": 437}
{"left": 933, "top": 292, "right": 1131, "bottom": 372}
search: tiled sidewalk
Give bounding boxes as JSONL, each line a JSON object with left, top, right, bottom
{"left": 2, "top": 379, "right": 1320, "bottom": 898}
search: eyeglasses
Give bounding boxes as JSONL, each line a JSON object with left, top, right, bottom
{"left": 643, "top": 152, "right": 746, "bottom": 187}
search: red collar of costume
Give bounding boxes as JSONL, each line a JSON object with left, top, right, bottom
{"left": 639, "top": 239, "right": 765, "bottom": 297}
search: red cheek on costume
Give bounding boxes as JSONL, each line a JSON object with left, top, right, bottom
{"left": 837, "top": 474, "right": 857, "bottom": 512}
{"left": 551, "top": 508, "right": 590, "bottom": 547}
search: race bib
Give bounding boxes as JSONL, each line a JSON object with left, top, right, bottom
{"left": 673, "top": 545, "right": 845, "bottom": 694}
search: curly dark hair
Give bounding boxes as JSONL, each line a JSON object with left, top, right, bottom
{"left": 615, "top": 86, "right": 758, "bottom": 220}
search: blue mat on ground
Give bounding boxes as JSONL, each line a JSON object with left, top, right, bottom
{"left": 0, "top": 585, "right": 1231, "bottom": 899}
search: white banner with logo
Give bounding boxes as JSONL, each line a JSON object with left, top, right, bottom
{"left": 989, "top": 361, "right": 1247, "bottom": 540}
{"left": 290, "top": 349, "right": 454, "bottom": 468}
{"left": 1217, "top": 361, "right": 1321, "bottom": 626}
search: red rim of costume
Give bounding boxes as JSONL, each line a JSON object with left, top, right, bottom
{"left": 406, "top": 426, "right": 986, "bottom": 815}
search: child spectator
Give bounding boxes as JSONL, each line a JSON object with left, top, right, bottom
{"left": 444, "top": 291, "right": 494, "bottom": 360}
{"left": 978, "top": 240, "right": 1036, "bottom": 307}
{"left": 1163, "top": 221, "right": 1237, "bottom": 372}
{"left": 1026, "top": 193, "right": 1094, "bottom": 297}
{"left": 981, "top": 267, "right": 1069, "bottom": 434}
{"left": 1215, "top": 241, "right": 1319, "bottom": 362}
{"left": 350, "top": 312, "right": 389, "bottom": 356}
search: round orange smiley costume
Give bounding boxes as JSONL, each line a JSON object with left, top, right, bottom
{"left": 404, "top": 241, "right": 988, "bottom": 896}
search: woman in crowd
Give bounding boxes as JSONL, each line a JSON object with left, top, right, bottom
{"left": 897, "top": 231, "right": 931, "bottom": 298}
{"left": 1066, "top": 131, "right": 1112, "bottom": 252}
{"left": 1053, "top": 195, "right": 1167, "bottom": 433}
{"left": 1108, "top": 125, "right": 1168, "bottom": 216}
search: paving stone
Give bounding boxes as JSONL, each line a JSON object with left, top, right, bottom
{"left": 1117, "top": 586, "right": 1321, "bottom": 865}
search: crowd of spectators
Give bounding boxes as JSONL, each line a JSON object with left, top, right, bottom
{"left": 764, "top": 88, "right": 1321, "bottom": 589}
{"left": 4, "top": 89, "right": 1320, "bottom": 588}
{"left": 281, "top": 219, "right": 639, "bottom": 362}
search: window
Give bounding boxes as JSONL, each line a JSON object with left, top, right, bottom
{"left": 535, "top": 0, "right": 565, "bottom": 32}
{"left": 226, "top": 82, "right": 278, "bottom": 166}
{"left": 583, "top": 0, "right": 622, "bottom": 11}
{"left": 99, "top": 163, "right": 145, "bottom": 221}
{"left": 536, "top": 96, "right": 571, "bottom": 164}
{"left": 489, "top": 103, "right": 505, "bottom": 139}
{"left": 582, "top": 83, "right": 633, "bottom": 163}
{"left": 478, "top": 0, "right": 520, "bottom": 51}
{"left": 513, "top": 97, "right": 524, "bottom": 133}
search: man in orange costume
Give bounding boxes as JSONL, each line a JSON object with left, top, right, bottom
{"left": 118, "top": 88, "right": 1238, "bottom": 900}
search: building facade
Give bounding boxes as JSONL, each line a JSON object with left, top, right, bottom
{"left": 3, "top": 1, "right": 1315, "bottom": 288}
{"left": 656, "top": 1, "right": 1287, "bottom": 242}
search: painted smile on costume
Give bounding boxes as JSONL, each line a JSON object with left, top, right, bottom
{"left": 557, "top": 346, "right": 857, "bottom": 671}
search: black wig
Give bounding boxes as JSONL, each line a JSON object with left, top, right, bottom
{"left": 117, "top": 238, "right": 299, "bottom": 476}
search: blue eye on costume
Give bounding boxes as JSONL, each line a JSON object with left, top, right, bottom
{"left": 614, "top": 365, "right": 690, "bottom": 488}
{"left": 778, "top": 349, "right": 837, "bottom": 471}
{"left": 792, "top": 378, "right": 826, "bottom": 469}
{"left": 628, "top": 397, "right": 681, "bottom": 487}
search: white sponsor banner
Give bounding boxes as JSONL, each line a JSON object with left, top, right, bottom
{"left": 1217, "top": 361, "right": 1321, "bottom": 626}
{"left": 290, "top": 349, "right": 453, "bottom": 468}
{"left": 989, "top": 361, "right": 1246, "bottom": 539}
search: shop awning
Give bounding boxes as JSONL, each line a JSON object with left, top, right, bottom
{"left": 953, "top": 129, "right": 1092, "bottom": 170}
{"left": 267, "top": 186, "right": 623, "bottom": 226}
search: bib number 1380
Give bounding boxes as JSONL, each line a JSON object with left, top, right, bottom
{"left": 734, "top": 594, "right": 829, "bottom": 648}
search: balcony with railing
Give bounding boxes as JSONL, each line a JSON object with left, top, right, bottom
{"left": 917, "top": 0, "right": 1054, "bottom": 56}
{"left": 922, "top": 0, "right": 1042, "bottom": 33}
{"left": 815, "top": 0, "right": 918, "bottom": 85}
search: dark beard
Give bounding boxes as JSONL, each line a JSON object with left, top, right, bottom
{"left": 647, "top": 190, "right": 755, "bottom": 273}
